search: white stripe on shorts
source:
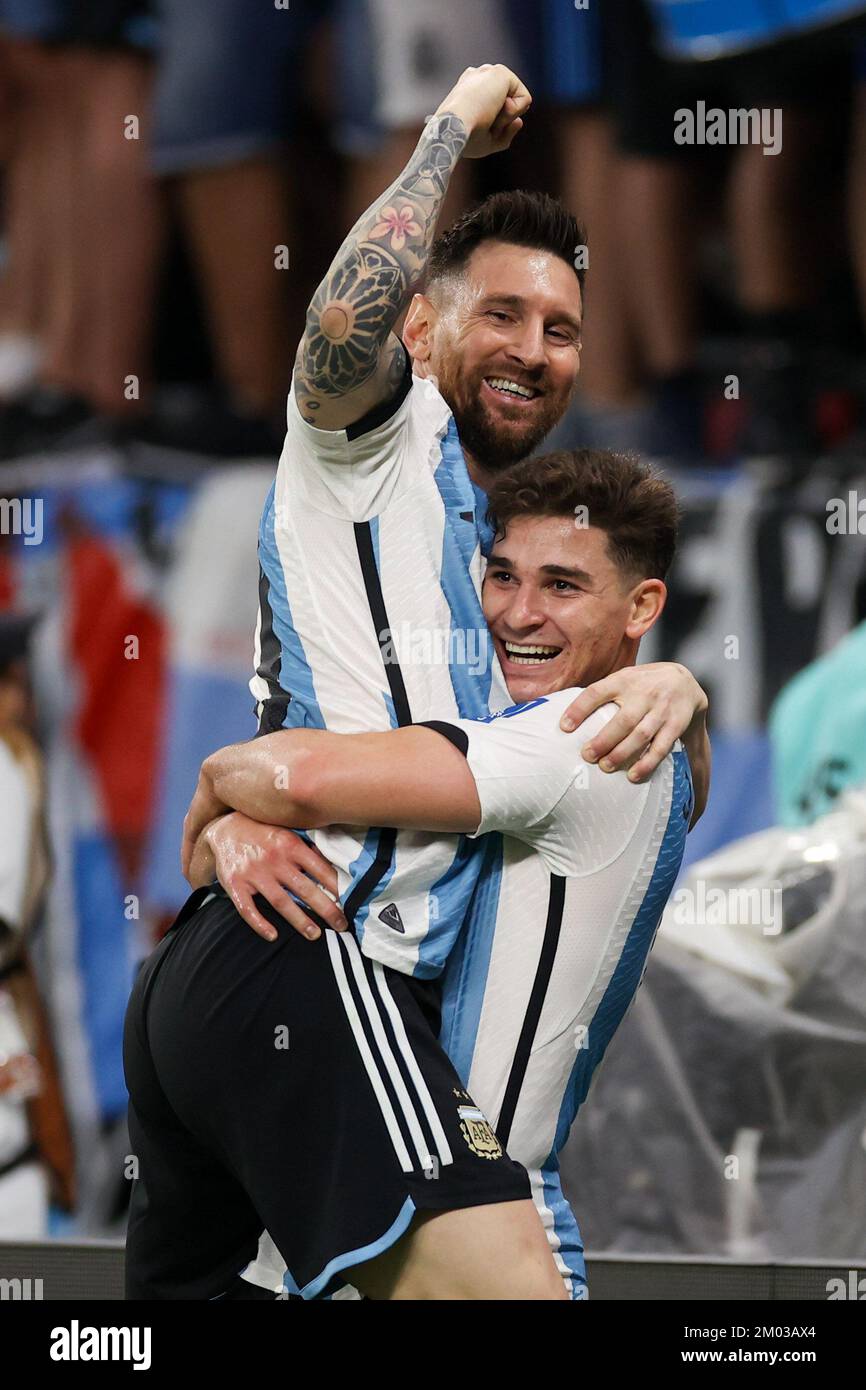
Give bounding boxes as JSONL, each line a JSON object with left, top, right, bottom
{"left": 325, "top": 932, "right": 414, "bottom": 1173}
{"left": 340, "top": 935, "right": 438, "bottom": 1174}
{"left": 371, "top": 961, "right": 453, "bottom": 1168}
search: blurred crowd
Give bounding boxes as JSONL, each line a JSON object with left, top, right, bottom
{"left": 1, "top": 0, "right": 866, "bottom": 466}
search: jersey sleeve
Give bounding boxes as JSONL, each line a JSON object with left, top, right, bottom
{"left": 282, "top": 354, "right": 415, "bottom": 514}
{"left": 249, "top": 354, "right": 419, "bottom": 728}
{"left": 422, "top": 688, "right": 652, "bottom": 877}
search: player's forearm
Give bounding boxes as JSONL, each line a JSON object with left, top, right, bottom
{"left": 203, "top": 726, "right": 481, "bottom": 833}
{"left": 202, "top": 736, "right": 322, "bottom": 829}
{"left": 294, "top": 112, "right": 468, "bottom": 419}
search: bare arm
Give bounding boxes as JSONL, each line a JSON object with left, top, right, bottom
{"left": 294, "top": 65, "right": 531, "bottom": 431}
{"left": 193, "top": 727, "right": 481, "bottom": 841}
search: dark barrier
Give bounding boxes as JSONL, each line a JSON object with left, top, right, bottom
{"left": 0, "top": 1241, "right": 860, "bottom": 1301}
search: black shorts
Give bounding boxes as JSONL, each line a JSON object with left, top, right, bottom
{"left": 123, "top": 887, "right": 530, "bottom": 1301}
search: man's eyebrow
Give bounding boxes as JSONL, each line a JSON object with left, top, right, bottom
{"left": 481, "top": 293, "right": 583, "bottom": 338}
{"left": 487, "top": 553, "right": 594, "bottom": 585}
{"left": 540, "top": 563, "right": 593, "bottom": 584}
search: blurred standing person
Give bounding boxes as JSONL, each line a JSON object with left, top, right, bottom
{"left": 0, "top": 1, "right": 165, "bottom": 455}
{"left": 0, "top": 614, "right": 74, "bottom": 1236}
{"left": 606, "top": 0, "right": 856, "bottom": 460}
{"left": 848, "top": 41, "right": 866, "bottom": 356}
{"left": 506, "top": 0, "right": 643, "bottom": 451}
{"left": 0, "top": 3, "right": 62, "bottom": 404}
{"left": 602, "top": 0, "right": 710, "bottom": 460}
{"left": 147, "top": 0, "right": 333, "bottom": 455}
{"left": 335, "top": 0, "right": 518, "bottom": 230}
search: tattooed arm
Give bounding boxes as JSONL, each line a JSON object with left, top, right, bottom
{"left": 294, "top": 64, "right": 532, "bottom": 431}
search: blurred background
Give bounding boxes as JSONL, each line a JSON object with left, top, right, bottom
{"left": 0, "top": 0, "right": 865, "bottom": 1270}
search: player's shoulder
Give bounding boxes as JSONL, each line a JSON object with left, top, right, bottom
{"left": 476, "top": 688, "right": 616, "bottom": 735}
{"left": 282, "top": 358, "right": 447, "bottom": 451}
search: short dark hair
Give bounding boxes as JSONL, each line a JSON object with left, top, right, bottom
{"left": 428, "top": 190, "right": 587, "bottom": 294}
{"left": 486, "top": 449, "right": 679, "bottom": 582}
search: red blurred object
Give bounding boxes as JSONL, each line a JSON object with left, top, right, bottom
{"left": 0, "top": 548, "right": 16, "bottom": 610}
{"left": 814, "top": 389, "right": 859, "bottom": 450}
{"left": 66, "top": 531, "right": 166, "bottom": 879}
{"left": 704, "top": 394, "right": 747, "bottom": 460}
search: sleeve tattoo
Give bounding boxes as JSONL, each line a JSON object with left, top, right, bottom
{"left": 295, "top": 113, "right": 469, "bottom": 421}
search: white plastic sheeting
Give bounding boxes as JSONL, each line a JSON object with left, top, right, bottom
{"left": 560, "top": 791, "right": 866, "bottom": 1261}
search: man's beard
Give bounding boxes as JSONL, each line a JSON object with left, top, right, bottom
{"left": 441, "top": 370, "right": 568, "bottom": 474}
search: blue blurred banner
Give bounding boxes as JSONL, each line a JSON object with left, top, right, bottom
{"left": 650, "top": 0, "right": 866, "bottom": 59}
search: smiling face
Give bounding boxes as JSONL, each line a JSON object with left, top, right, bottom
{"left": 417, "top": 241, "right": 583, "bottom": 477}
{"left": 482, "top": 515, "right": 667, "bottom": 703}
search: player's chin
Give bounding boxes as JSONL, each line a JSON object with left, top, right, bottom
{"left": 482, "top": 399, "right": 559, "bottom": 455}
{"left": 480, "top": 393, "right": 544, "bottom": 433}
{"left": 503, "top": 673, "right": 548, "bottom": 703}
{"left": 481, "top": 414, "right": 545, "bottom": 463}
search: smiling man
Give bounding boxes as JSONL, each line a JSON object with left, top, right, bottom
{"left": 125, "top": 65, "right": 708, "bottom": 1301}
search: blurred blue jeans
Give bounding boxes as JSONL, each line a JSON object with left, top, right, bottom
{"left": 150, "top": 0, "right": 331, "bottom": 176}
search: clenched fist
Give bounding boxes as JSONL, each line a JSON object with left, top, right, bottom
{"left": 434, "top": 63, "right": 532, "bottom": 158}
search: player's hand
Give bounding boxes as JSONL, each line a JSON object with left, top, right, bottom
{"left": 434, "top": 64, "right": 532, "bottom": 158}
{"left": 181, "top": 774, "right": 229, "bottom": 880}
{"left": 206, "top": 811, "right": 348, "bottom": 943}
{"left": 560, "top": 662, "right": 710, "bottom": 783}
{"left": 186, "top": 815, "right": 221, "bottom": 889}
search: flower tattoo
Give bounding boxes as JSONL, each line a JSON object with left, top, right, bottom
{"left": 369, "top": 204, "right": 423, "bottom": 252}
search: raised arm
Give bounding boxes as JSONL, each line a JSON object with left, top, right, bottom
{"left": 294, "top": 64, "right": 532, "bottom": 431}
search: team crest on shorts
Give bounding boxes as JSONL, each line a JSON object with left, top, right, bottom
{"left": 457, "top": 1104, "right": 502, "bottom": 1160}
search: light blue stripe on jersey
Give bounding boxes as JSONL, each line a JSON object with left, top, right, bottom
{"left": 415, "top": 834, "right": 481, "bottom": 978}
{"left": 551, "top": 750, "right": 693, "bottom": 1154}
{"left": 438, "top": 834, "right": 505, "bottom": 1081}
{"left": 381, "top": 690, "right": 398, "bottom": 728}
{"left": 259, "top": 484, "right": 325, "bottom": 729}
{"left": 539, "top": 1160, "right": 588, "bottom": 1299}
{"left": 432, "top": 420, "right": 495, "bottom": 718}
{"left": 346, "top": 826, "right": 399, "bottom": 946}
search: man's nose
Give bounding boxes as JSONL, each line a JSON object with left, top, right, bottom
{"left": 506, "top": 319, "right": 546, "bottom": 370}
{"left": 505, "top": 588, "right": 546, "bottom": 629}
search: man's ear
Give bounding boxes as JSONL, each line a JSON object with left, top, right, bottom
{"left": 625, "top": 579, "right": 667, "bottom": 640}
{"left": 403, "top": 293, "right": 438, "bottom": 368}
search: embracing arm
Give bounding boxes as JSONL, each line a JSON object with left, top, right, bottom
{"left": 193, "top": 727, "right": 481, "bottom": 841}
{"left": 294, "top": 65, "right": 531, "bottom": 430}
{"left": 560, "top": 662, "right": 711, "bottom": 829}
{"left": 179, "top": 729, "right": 479, "bottom": 942}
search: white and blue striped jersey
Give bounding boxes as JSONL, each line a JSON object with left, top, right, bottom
{"left": 250, "top": 362, "right": 512, "bottom": 976}
{"left": 428, "top": 689, "right": 694, "bottom": 1297}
